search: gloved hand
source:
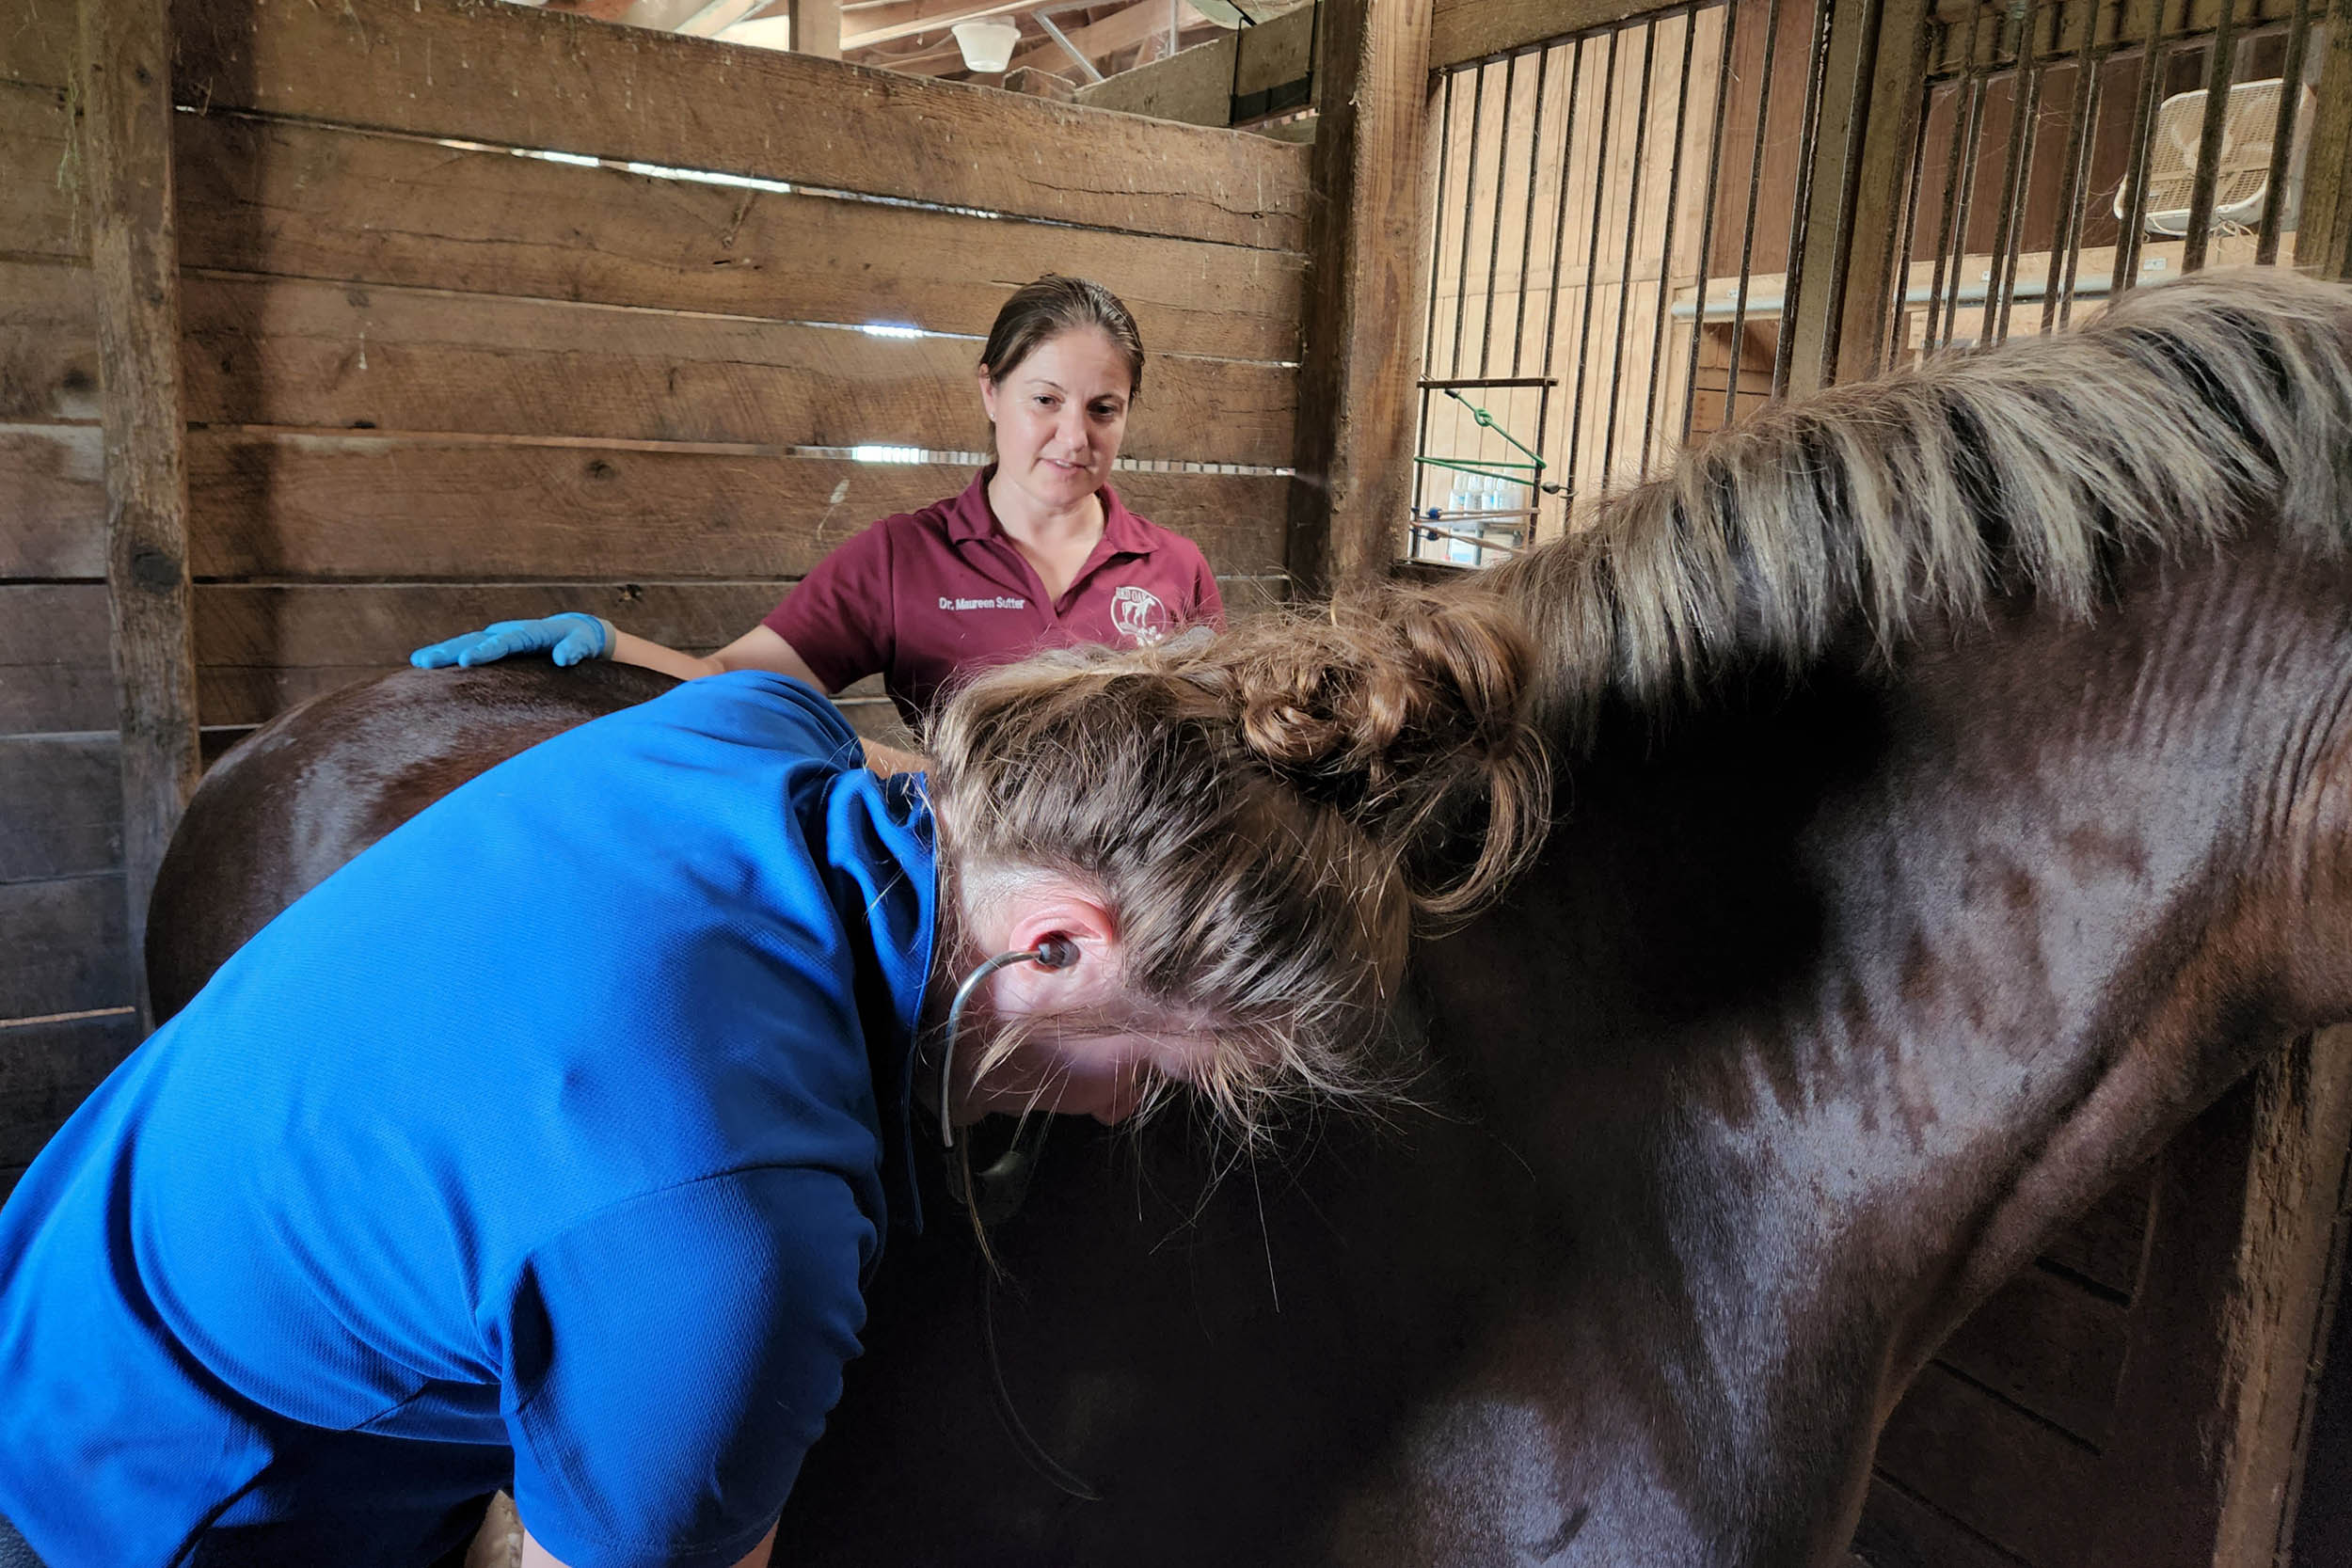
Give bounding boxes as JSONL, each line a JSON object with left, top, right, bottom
{"left": 409, "top": 613, "right": 615, "bottom": 670}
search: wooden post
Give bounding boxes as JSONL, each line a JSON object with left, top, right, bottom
{"left": 1782, "top": 0, "right": 1905, "bottom": 396}
{"left": 788, "top": 0, "right": 840, "bottom": 59}
{"left": 2295, "top": 0, "right": 2352, "bottom": 278}
{"left": 78, "top": 0, "right": 199, "bottom": 1024}
{"left": 1828, "top": 0, "right": 1932, "bottom": 384}
{"left": 1284, "top": 0, "right": 1434, "bottom": 593}
{"left": 2090, "top": 1030, "right": 2352, "bottom": 1566}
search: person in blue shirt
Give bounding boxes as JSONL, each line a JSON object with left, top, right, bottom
{"left": 0, "top": 591, "right": 1549, "bottom": 1568}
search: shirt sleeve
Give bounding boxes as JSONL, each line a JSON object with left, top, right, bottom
{"left": 762, "top": 522, "right": 898, "bottom": 695}
{"left": 495, "top": 1168, "right": 876, "bottom": 1568}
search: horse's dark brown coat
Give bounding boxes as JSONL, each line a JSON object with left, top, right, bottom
{"left": 142, "top": 276, "right": 2352, "bottom": 1564}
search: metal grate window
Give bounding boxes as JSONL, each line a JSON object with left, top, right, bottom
{"left": 1882, "top": 0, "right": 2324, "bottom": 367}
{"left": 1413, "top": 0, "right": 1836, "bottom": 562}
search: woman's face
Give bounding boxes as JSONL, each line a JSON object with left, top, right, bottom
{"left": 979, "top": 326, "right": 1134, "bottom": 516}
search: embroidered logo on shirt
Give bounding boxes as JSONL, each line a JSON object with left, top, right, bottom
{"left": 1110, "top": 585, "right": 1171, "bottom": 646}
{"left": 939, "top": 595, "right": 1028, "bottom": 611}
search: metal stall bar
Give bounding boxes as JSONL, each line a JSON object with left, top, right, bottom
{"left": 1771, "top": 0, "right": 1837, "bottom": 394}
{"left": 1988, "top": 0, "right": 2046, "bottom": 342}
{"left": 1601, "top": 20, "right": 1661, "bottom": 481}
{"left": 1509, "top": 46, "right": 1553, "bottom": 377}
{"left": 1413, "top": 67, "right": 1458, "bottom": 517}
{"left": 1566, "top": 27, "right": 1624, "bottom": 504}
{"left": 2042, "top": 0, "right": 2106, "bottom": 333}
{"left": 1452, "top": 62, "right": 1489, "bottom": 374}
{"left": 1724, "top": 0, "right": 1786, "bottom": 421}
{"left": 1882, "top": 0, "right": 1938, "bottom": 372}
{"left": 1477, "top": 54, "right": 1520, "bottom": 376}
{"left": 2181, "top": 0, "right": 2241, "bottom": 271}
{"left": 1922, "top": 3, "right": 1993, "bottom": 350}
{"left": 1536, "top": 36, "right": 1587, "bottom": 520}
{"left": 2257, "top": 0, "right": 2315, "bottom": 263}
{"left": 1681, "top": 0, "right": 1741, "bottom": 432}
{"left": 2115, "top": 0, "right": 2175, "bottom": 293}
{"left": 1939, "top": 18, "right": 2000, "bottom": 348}
{"left": 1645, "top": 8, "right": 1702, "bottom": 467}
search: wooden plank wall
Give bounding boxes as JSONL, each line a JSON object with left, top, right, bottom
{"left": 0, "top": 0, "right": 1309, "bottom": 1196}
{"left": 0, "top": 3, "right": 143, "bottom": 1205}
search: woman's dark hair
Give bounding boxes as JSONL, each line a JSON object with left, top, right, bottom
{"left": 978, "top": 275, "right": 1146, "bottom": 401}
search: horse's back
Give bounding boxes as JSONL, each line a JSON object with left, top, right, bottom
{"left": 147, "top": 662, "right": 677, "bottom": 1022}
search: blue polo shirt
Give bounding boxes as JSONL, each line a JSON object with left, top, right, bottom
{"left": 0, "top": 672, "right": 935, "bottom": 1568}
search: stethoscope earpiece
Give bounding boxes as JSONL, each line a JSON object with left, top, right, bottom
{"left": 937, "top": 936, "right": 1079, "bottom": 1149}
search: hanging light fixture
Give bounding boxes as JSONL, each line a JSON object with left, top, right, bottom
{"left": 951, "top": 17, "right": 1022, "bottom": 72}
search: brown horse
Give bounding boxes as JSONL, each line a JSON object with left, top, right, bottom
{"left": 145, "top": 268, "right": 2352, "bottom": 1565}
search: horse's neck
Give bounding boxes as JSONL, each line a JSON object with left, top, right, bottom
{"left": 1403, "top": 535, "right": 2352, "bottom": 1557}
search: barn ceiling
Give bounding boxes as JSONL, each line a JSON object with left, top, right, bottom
{"left": 529, "top": 0, "right": 1296, "bottom": 88}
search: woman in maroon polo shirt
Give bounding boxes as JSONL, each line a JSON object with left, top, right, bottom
{"left": 412, "top": 277, "right": 1223, "bottom": 768}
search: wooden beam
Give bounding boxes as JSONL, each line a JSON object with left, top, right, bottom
{"left": 789, "top": 0, "right": 842, "bottom": 55}
{"left": 168, "top": 0, "right": 1310, "bottom": 252}
{"left": 1003, "top": 2, "right": 1219, "bottom": 83}
{"left": 1284, "top": 0, "right": 1432, "bottom": 590}
{"left": 78, "top": 0, "right": 198, "bottom": 1024}
{"left": 1428, "top": 0, "right": 1656, "bottom": 73}
{"left": 842, "top": 0, "right": 1030, "bottom": 49}
{"left": 1071, "top": 1, "right": 1314, "bottom": 126}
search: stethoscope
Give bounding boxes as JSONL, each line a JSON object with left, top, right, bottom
{"left": 936, "top": 934, "right": 1081, "bottom": 1152}
{"left": 933, "top": 933, "right": 1103, "bottom": 1502}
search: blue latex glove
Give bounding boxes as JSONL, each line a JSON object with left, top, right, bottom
{"left": 410, "top": 613, "right": 614, "bottom": 670}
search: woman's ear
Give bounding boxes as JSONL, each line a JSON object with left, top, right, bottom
{"left": 978, "top": 367, "right": 1000, "bottom": 425}
{"left": 982, "top": 882, "right": 1120, "bottom": 1015}
{"left": 1000, "top": 887, "right": 1116, "bottom": 968}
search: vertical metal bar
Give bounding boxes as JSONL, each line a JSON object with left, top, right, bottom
{"left": 1884, "top": 9, "right": 1939, "bottom": 371}
{"left": 1602, "top": 20, "right": 1661, "bottom": 481}
{"left": 1988, "top": 2, "right": 2045, "bottom": 342}
{"left": 1530, "top": 380, "right": 1554, "bottom": 537}
{"left": 1644, "top": 9, "right": 1701, "bottom": 469}
{"left": 1567, "top": 27, "right": 1625, "bottom": 503}
{"left": 2181, "top": 0, "right": 2240, "bottom": 271}
{"left": 1538, "top": 40, "right": 1586, "bottom": 388}
{"left": 1422, "top": 70, "right": 1457, "bottom": 384}
{"left": 1771, "top": 0, "right": 1837, "bottom": 395}
{"left": 1681, "top": 0, "right": 1741, "bottom": 435}
{"left": 1453, "top": 62, "right": 1489, "bottom": 373}
{"left": 2257, "top": 0, "right": 2314, "bottom": 264}
{"left": 1417, "top": 70, "right": 1457, "bottom": 523}
{"left": 2042, "top": 0, "right": 2104, "bottom": 333}
{"left": 1478, "top": 54, "right": 1520, "bottom": 377}
{"left": 2114, "top": 0, "right": 2174, "bottom": 293}
{"left": 1535, "top": 39, "right": 1585, "bottom": 534}
{"left": 2055, "top": 61, "right": 2103, "bottom": 325}
{"left": 1725, "top": 0, "right": 1786, "bottom": 421}
{"left": 1940, "top": 32, "right": 2000, "bottom": 349}
{"left": 1922, "top": 5, "right": 1990, "bottom": 350}
{"left": 1510, "top": 46, "right": 1552, "bottom": 376}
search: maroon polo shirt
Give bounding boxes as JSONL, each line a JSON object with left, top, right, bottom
{"left": 765, "top": 468, "right": 1226, "bottom": 723}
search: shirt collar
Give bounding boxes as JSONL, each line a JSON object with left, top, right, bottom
{"left": 947, "top": 466, "right": 1156, "bottom": 556}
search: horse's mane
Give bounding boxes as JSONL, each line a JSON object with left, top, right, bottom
{"left": 1487, "top": 267, "right": 2352, "bottom": 737}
